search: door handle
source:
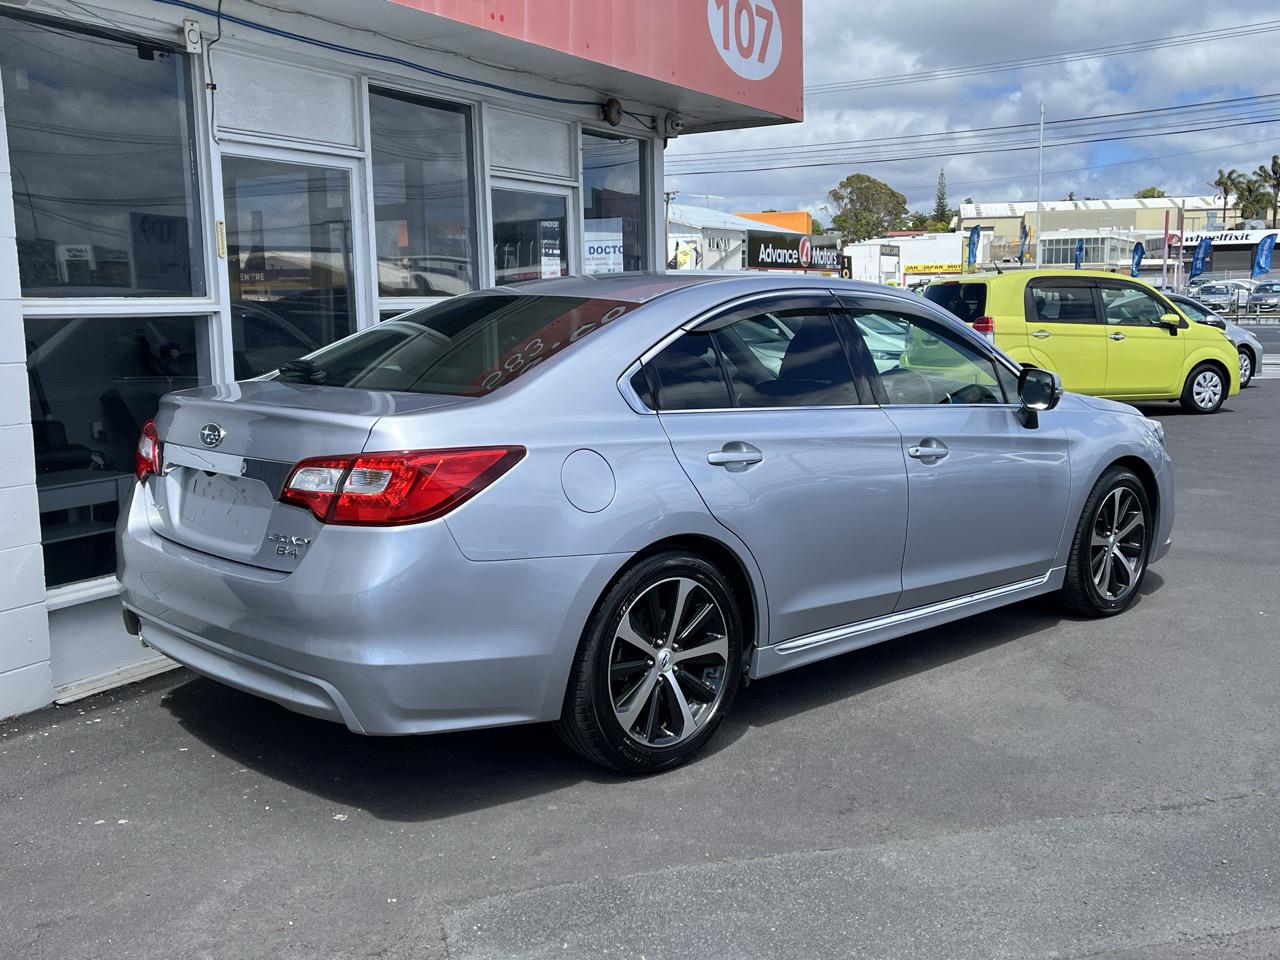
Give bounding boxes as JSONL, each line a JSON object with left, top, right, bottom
{"left": 907, "top": 440, "right": 949, "bottom": 462}
{"left": 707, "top": 441, "right": 763, "bottom": 470}
{"left": 1109, "top": 332, "right": 1127, "bottom": 341}
{"left": 1032, "top": 330, "right": 1052, "bottom": 339}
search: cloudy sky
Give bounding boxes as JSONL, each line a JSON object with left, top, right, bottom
{"left": 665, "top": 0, "right": 1280, "bottom": 222}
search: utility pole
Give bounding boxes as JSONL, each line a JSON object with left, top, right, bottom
{"left": 1034, "top": 99, "right": 1044, "bottom": 265}
{"left": 664, "top": 190, "right": 679, "bottom": 268}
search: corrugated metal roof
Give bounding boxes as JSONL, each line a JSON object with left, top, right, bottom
{"left": 667, "top": 203, "right": 801, "bottom": 233}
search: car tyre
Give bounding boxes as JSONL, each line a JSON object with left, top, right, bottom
{"left": 1179, "top": 362, "right": 1226, "bottom": 414}
{"left": 556, "top": 551, "right": 743, "bottom": 773}
{"left": 1059, "top": 467, "right": 1152, "bottom": 618}
{"left": 1237, "top": 348, "right": 1254, "bottom": 388}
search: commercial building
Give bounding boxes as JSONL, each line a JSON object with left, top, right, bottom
{"left": 666, "top": 203, "right": 798, "bottom": 271}
{"left": 958, "top": 196, "right": 1238, "bottom": 265}
{"left": 1035, "top": 229, "right": 1171, "bottom": 279}
{"left": 844, "top": 231, "right": 993, "bottom": 287}
{"left": 734, "top": 210, "right": 816, "bottom": 234}
{"left": 0, "top": 0, "right": 804, "bottom": 718}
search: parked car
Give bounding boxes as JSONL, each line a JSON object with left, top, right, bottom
{"left": 1246, "top": 279, "right": 1280, "bottom": 314}
{"left": 117, "top": 274, "right": 1174, "bottom": 772}
{"left": 1167, "top": 293, "right": 1265, "bottom": 387}
{"left": 924, "top": 270, "right": 1239, "bottom": 413}
{"left": 1195, "top": 282, "right": 1236, "bottom": 314}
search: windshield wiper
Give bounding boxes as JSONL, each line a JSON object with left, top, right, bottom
{"left": 277, "top": 358, "right": 329, "bottom": 385}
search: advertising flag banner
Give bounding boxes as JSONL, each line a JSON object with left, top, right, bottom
{"left": 1018, "top": 220, "right": 1028, "bottom": 264}
{"left": 1189, "top": 236, "right": 1213, "bottom": 278}
{"left": 1130, "top": 241, "right": 1145, "bottom": 278}
{"left": 1074, "top": 238, "right": 1084, "bottom": 270}
{"left": 966, "top": 225, "right": 980, "bottom": 268}
{"left": 1252, "top": 233, "right": 1277, "bottom": 278}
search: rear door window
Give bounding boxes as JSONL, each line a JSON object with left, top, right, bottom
{"left": 923, "top": 282, "right": 988, "bottom": 323}
{"left": 714, "top": 308, "right": 860, "bottom": 407}
{"left": 1027, "top": 281, "right": 1099, "bottom": 324}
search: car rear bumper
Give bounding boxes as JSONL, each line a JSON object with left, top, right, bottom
{"left": 117, "top": 485, "right": 626, "bottom": 735}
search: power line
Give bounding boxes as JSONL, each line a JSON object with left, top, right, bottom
{"left": 666, "top": 92, "right": 1280, "bottom": 163}
{"left": 805, "top": 18, "right": 1280, "bottom": 94}
{"left": 664, "top": 114, "right": 1280, "bottom": 177}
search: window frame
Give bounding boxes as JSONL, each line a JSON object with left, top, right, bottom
{"left": 634, "top": 292, "right": 872, "bottom": 413}
{"left": 2, "top": 9, "right": 220, "bottom": 605}
{"left": 837, "top": 293, "right": 1022, "bottom": 408}
{"left": 365, "top": 85, "right": 481, "bottom": 310}
{"left": 580, "top": 128, "right": 652, "bottom": 274}
{"left": 1096, "top": 279, "right": 1188, "bottom": 329}
{"left": 1023, "top": 276, "right": 1103, "bottom": 326}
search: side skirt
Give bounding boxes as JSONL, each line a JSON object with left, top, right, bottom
{"left": 749, "top": 567, "right": 1066, "bottom": 680}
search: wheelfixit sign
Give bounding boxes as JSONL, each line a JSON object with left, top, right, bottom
{"left": 746, "top": 232, "right": 840, "bottom": 271}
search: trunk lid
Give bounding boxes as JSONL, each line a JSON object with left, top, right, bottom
{"left": 148, "top": 381, "right": 464, "bottom": 570}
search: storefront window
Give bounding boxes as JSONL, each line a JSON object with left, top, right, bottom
{"left": 0, "top": 13, "right": 204, "bottom": 297}
{"left": 582, "top": 133, "right": 647, "bottom": 273}
{"left": 492, "top": 188, "right": 569, "bottom": 284}
{"left": 26, "top": 315, "right": 211, "bottom": 586}
{"left": 222, "top": 156, "right": 355, "bottom": 377}
{"left": 369, "top": 90, "right": 476, "bottom": 298}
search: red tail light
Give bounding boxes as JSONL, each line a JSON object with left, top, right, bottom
{"left": 972, "top": 315, "right": 996, "bottom": 339}
{"left": 280, "top": 447, "right": 526, "bottom": 525}
{"left": 134, "top": 420, "right": 162, "bottom": 481}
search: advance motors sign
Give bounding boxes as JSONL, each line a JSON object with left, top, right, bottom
{"left": 747, "top": 232, "right": 841, "bottom": 272}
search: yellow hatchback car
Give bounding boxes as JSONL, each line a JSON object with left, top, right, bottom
{"left": 925, "top": 270, "right": 1239, "bottom": 413}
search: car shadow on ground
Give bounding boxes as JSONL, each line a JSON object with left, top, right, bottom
{"left": 160, "top": 571, "right": 1165, "bottom": 821}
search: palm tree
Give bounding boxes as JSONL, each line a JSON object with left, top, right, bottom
{"left": 1209, "top": 168, "right": 1245, "bottom": 226}
{"left": 1255, "top": 155, "right": 1280, "bottom": 228}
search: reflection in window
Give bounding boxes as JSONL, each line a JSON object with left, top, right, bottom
{"left": 370, "top": 90, "right": 476, "bottom": 297}
{"left": 0, "top": 13, "right": 204, "bottom": 297}
{"left": 852, "top": 311, "right": 1005, "bottom": 405}
{"left": 223, "top": 156, "right": 354, "bottom": 377}
{"left": 26, "top": 315, "right": 210, "bottom": 586}
{"left": 492, "top": 189, "right": 569, "bottom": 284}
{"left": 715, "top": 310, "right": 859, "bottom": 407}
{"left": 582, "top": 133, "right": 646, "bottom": 273}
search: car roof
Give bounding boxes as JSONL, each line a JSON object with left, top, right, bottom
{"left": 930, "top": 269, "right": 1162, "bottom": 286}
{"left": 493, "top": 271, "right": 914, "bottom": 305}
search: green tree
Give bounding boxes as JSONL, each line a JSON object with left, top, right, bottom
{"left": 1209, "top": 168, "right": 1246, "bottom": 225}
{"left": 1255, "top": 155, "right": 1280, "bottom": 228}
{"left": 826, "top": 173, "right": 908, "bottom": 243}
{"left": 1133, "top": 186, "right": 1166, "bottom": 198}
{"left": 931, "top": 168, "right": 950, "bottom": 223}
{"left": 1236, "top": 176, "right": 1273, "bottom": 223}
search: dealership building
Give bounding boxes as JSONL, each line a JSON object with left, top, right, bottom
{"left": 0, "top": 0, "right": 803, "bottom": 717}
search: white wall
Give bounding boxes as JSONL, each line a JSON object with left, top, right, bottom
{"left": 0, "top": 73, "right": 53, "bottom": 719}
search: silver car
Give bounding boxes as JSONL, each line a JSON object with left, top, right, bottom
{"left": 1247, "top": 279, "right": 1280, "bottom": 314}
{"left": 118, "top": 275, "right": 1174, "bottom": 772}
{"left": 1168, "top": 293, "right": 1265, "bottom": 387}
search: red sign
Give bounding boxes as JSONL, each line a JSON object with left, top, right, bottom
{"left": 385, "top": 0, "right": 803, "bottom": 121}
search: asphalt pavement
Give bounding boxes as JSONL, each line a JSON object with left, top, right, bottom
{"left": 2, "top": 386, "right": 1279, "bottom": 960}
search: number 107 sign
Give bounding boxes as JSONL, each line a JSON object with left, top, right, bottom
{"left": 707, "top": 0, "right": 783, "bottom": 80}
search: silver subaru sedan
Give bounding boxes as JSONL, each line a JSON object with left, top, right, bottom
{"left": 118, "top": 274, "right": 1174, "bottom": 772}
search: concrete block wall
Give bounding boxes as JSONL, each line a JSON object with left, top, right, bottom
{"left": 0, "top": 75, "right": 53, "bottom": 719}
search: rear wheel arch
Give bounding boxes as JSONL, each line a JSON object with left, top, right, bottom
{"left": 623, "top": 535, "right": 762, "bottom": 657}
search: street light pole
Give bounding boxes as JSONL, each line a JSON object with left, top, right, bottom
{"left": 1034, "top": 99, "right": 1044, "bottom": 264}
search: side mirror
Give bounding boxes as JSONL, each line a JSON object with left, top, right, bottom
{"left": 1157, "top": 312, "right": 1181, "bottom": 334}
{"left": 1016, "top": 366, "right": 1062, "bottom": 429}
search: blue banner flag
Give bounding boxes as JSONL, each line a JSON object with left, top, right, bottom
{"left": 1018, "top": 221, "right": 1028, "bottom": 264}
{"left": 967, "top": 225, "right": 981, "bottom": 267}
{"left": 1130, "top": 241, "right": 1145, "bottom": 278}
{"left": 1074, "top": 238, "right": 1084, "bottom": 270}
{"left": 1189, "top": 236, "right": 1213, "bottom": 278}
{"left": 1252, "top": 233, "right": 1277, "bottom": 278}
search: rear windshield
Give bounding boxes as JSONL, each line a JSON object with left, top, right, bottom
{"left": 275, "top": 294, "right": 634, "bottom": 395}
{"left": 923, "top": 282, "right": 988, "bottom": 323}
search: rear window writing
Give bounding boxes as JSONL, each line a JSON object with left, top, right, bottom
{"left": 276, "top": 295, "right": 632, "bottom": 396}
{"left": 923, "top": 283, "right": 988, "bottom": 323}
